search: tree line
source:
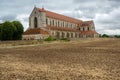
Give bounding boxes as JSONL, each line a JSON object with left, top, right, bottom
{"left": 99, "top": 34, "right": 120, "bottom": 38}
{"left": 0, "top": 21, "right": 24, "bottom": 41}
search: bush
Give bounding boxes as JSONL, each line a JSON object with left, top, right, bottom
{"left": 60, "top": 38, "right": 70, "bottom": 41}
{"left": 0, "top": 25, "right": 2, "bottom": 40}
{"left": 12, "top": 21, "right": 24, "bottom": 40}
{"left": 1, "top": 21, "right": 16, "bottom": 40}
{"left": 44, "top": 36, "right": 56, "bottom": 41}
{"left": 102, "top": 34, "right": 109, "bottom": 38}
{"left": 114, "top": 35, "right": 120, "bottom": 38}
{"left": 0, "top": 20, "right": 23, "bottom": 41}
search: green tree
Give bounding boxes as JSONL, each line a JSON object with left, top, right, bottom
{"left": 44, "top": 36, "right": 55, "bottom": 41}
{"left": 0, "top": 24, "right": 2, "bottom": 40}
{"left": 114, "top": 35, "right": 120, "bottom": 38}
{"left": 12, "top": 21, "right": 24, "bottom": 40}
{"left": 102, "top": 34, "right": 109, "bottom": 38}
{"left": 99, "top": 34, "right": 102, "bottom": 38}
{"left": 1, "top": 21, "right": 16, "bottom": 40}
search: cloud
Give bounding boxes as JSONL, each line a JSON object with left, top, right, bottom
{"left": 0, "top": 14, "right": 17, "bottom": 22}
{"left": 16, "top": 14, "right": 29, "bottom": 30}
{"left": 0, "top": 0, "right": 120, "bottom": 35}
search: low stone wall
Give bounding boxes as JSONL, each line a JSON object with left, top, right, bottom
{"left": 22, "top": 34, "right": 49, "bottom": 40}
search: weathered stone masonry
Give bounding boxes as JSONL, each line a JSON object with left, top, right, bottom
{"left": 23, "top": 7, "right": 99, "bottom": 40}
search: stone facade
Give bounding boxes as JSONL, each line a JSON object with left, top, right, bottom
{"left": 23, "top": 7, "right": 99, "bottom": 40}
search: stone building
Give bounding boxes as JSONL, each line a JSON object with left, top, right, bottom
{"left": 23, "top": 7, "right": 99, "bottom": 40}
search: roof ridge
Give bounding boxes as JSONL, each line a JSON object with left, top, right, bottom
{"left": 37, "top": 7, "right": 83, "bottom": 24}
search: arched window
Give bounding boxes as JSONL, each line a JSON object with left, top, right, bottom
{"left": 50, "top": 20, "right": 52, "bottom": 26}
{"left": 62, "top": 32, "right": 65, "bottom": 38}
{"left": 56, "top": 21, "right": 57, "bottom": 27}
{"left": 75, "top": 33, "right": 77, "bottom": 38}
{"left": 63, "top": 22, "right": 64, "bottom": 27}
{"left": 46, "top": 18, "right": 48, "bottom": 25}
{"left": 83, "top": 27, "right": 85, "bottom": 31}
{"left": 58, "top": 21, "right": 59, "bottom": 27}
{"left": 67, "top": 32, "right": 69, "bottom": 38}
{"left": 71, "top": 33, "right": 73, "bottom": 38}
{"left": 53, "top": 20, "right": 54, "bottom": 26}
{"left": 88, "top": 27, "right": 90, "bottom": 31}
{"left": 56, "top": 32, "right": 60, "bottom": 39}
{"left": 34, "top": 17, "right": 38, "bottom": 28}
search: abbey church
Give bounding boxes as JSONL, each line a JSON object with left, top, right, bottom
{"left": 23, "top": 7, "right": 99, "bottom": 40}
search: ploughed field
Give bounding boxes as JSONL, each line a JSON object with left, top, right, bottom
{"left": 0, "top": 38, "right": 120, "bottom": 80}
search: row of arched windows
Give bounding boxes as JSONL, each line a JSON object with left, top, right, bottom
{"left": 52, "top": 31, "right": 81, "bottom": 39}
{"left": 34, "top": 17, "right": 94, "bottom": 32}
{"left": 46, "top": 18, "right": 77, "bottom": 29}
{"left": 78, "top": 27, "right": 91, "bottom": 31}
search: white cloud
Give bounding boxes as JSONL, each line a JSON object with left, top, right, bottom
{"left": 0, "top": 0, "right": 120, "bottom": 35}
{"left": 16, "top": 14, "right": 29, "bottom": 31}
{"left": 103, "top": 29, "right": 120, "bottom": 35}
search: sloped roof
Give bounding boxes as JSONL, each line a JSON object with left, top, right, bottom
{"left": 47, "top": 25, "right": 80, "bottom": 32}
{"left": 81, "top": 30, "right": 99, "bottom": 35}
{"left": 37, "top": 8, "right": 83, "bottom": 24}
{"left": 23, "top": 28, "right": 49, "bottom": 35}
{"left": 82, "top": 20, "right": 94, "bottom": 26}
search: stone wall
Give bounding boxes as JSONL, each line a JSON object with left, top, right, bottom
{"left": 46, "top": 17, "right": 77, "bottom": 29}
{"left": 22, "top": 34, "right": 49, "bottom": 40}
{"left": 49, "top": 30, "right": 81, "bottom": 39}
{"left": 29, "top": 7, "right": 46, "bottom": 29}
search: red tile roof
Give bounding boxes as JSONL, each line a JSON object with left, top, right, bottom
{"left": 81, "top": 31, "right": 99, "bottom": 35}
{"left": 46, "top": 25, "right": 98, "bottom": 34}
{"left": 37, "top": 8, "right": 96, "bottom": 28}
{"left": 82, "top": 20, "right": 94, "bottom": 26}
{"left": 37, "top": 8, "right": 83, "bottom": 24}
{"left": 23, "top": 28, "right": 49, "bottom": 35}
{"left": 46, "top": 25, "right": 80, "bottom": 32}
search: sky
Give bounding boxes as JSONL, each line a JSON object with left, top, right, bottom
{"left": 0, "top": 0, "right": 120, "bottom": 35}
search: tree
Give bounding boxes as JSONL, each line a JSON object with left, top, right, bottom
{"left": 1, "top": 21, "right": 16, "bottom": 40}
{"left": 114, "top": 35, "right": 120, "bottom": 38}
{"left": 0, "top": 24, "right": 2, "bottom": 40}
{"left": 102, "top": 34, "right": 109, "bottom": 38}
{"left": 99, "top": 34, "right": 102, "bottom": 38}
{"left": 12, "top": 21, "right": 24, "bottom": 40}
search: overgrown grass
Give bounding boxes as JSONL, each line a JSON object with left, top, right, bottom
{"left": 60, "top": 38, "right": 70, "bottom": 41}
{"left": 44, "top": 36, "right": 56, "bottom": 41}
{"left": 0, "top": 38, "right": 120, "bottom": 79}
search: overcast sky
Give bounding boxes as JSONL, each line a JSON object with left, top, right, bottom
{"left": 0, "top": 0, "right": 120, "bottom": 35}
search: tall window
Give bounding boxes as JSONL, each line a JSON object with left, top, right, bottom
{"left": 71, "top": 33, "right": 73, "bottom": 38}
{"left": 46, "top": 18, "right": 48, "bottom": 25}
{"left": 62, "top": 32, "right": 65, "bottom": 38}
{"left": 34, "top": 17, "right": 38, "bottom": 28}
{"left": 83, "top": 27, "right": 85, "bottom": 31}
{"left": 56, "top": 21, "right": 57, "bottom": 27}
{"left": 53, "top": 20, "right": 54, "bottom": 26}
{"left": 56, "top": 32, "right": 60, "bottom": 39}
{"left": 58, "top": 21, "right": 59, "bottom": 27}
{"left": 75, "top": 33, "right": 77, "bottom": 38}
{"left": 50, "top": 20, "right": 52, "bottom": 26}
{"left": 63, "top": 22, "right": 64, "bottom": 27}
{"left": 67, "top": 32, "right": 69, "bottom": 38}
{"left": 88, "top": 27, "right": 90, "bottom": 31}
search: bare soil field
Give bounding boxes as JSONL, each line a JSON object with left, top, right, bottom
{"left": 0, "top": 38, "right": 120, "bottom": 80}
